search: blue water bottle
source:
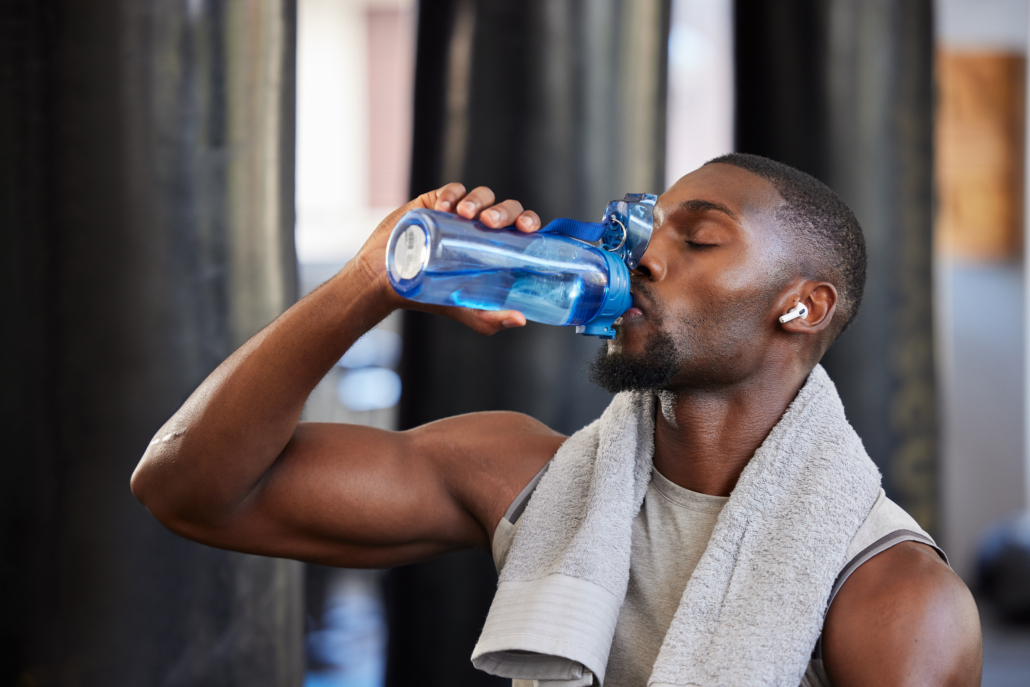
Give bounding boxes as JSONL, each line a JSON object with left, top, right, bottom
{"left": 385, "top": 193, "right": 656, "bottom": 339}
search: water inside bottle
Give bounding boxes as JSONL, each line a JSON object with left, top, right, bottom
{"left": 413, "top": 234, "right": 609, "bottom": 326}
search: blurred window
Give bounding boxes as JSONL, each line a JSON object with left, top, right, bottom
{"left": 665, "top": 0, "right": 734, "bottom": 186}
{"left": 295, "top": 1, "right": 415, "bottom": 685}
{"left": 296, "top": 0, "right": 414, "bottom": 265}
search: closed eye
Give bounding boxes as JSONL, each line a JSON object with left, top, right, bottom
{"left": 686, "top": 241, "right": 718, "bottom": 248}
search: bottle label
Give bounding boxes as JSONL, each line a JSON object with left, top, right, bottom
{"left": 394, "top": 225, "right": 427, "bottom": 280}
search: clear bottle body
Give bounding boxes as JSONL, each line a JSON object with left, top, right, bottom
{"left": 386, "top": 209, "right": 611, "bottom": 327}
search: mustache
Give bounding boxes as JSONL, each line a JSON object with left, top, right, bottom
{"left": 630, "top": 280, "right": 663, "bottom": 317}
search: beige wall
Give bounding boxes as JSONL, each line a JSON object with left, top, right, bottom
{"left": 934, "top": 0, "right": 1029, "bottom": 580}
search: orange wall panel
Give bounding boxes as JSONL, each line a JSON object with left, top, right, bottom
{"left": 935, "top": 51, "right": 1025, "bottom": 260}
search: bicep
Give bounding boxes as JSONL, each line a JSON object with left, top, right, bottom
{"left": 822, "top": 542, "right": 982, "bottom": 687}
{"left": 180, "top": 414, "right": 563, "bottom": 568}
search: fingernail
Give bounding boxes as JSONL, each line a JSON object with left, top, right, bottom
{"left": 483, "top": 210, "right": 499, "bottom": 223}
{"left": 439, "top": 200, "right": 451, "bottom": 211}
{"left": 459, "top": 200, "right": 475, "bottom": 215}
{"left": 501, "top": 318, "right": 518, "bottom": 328}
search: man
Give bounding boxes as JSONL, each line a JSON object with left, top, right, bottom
{"left": 132, "top": 154, "right": 981, "bottom": 686}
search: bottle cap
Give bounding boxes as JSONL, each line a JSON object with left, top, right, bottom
{"left": 600, "top": 193, "right": 658, "bottom": 270}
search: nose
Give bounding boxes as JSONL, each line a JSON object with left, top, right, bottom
{"left": 632, "top": 233, "right": 666, "bottom": 282}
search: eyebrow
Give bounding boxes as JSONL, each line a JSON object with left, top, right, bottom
{"left": 672, "top": 199, "right": 739, "bottom": 221}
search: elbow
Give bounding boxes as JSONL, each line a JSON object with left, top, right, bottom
{"left": 131, "top": 428, "right": 183, "bottom": 507}
{"left": 131, "top": 425, "right": 201, "bottom": 511}
{"left": 130, "top": 437, "right": 174, "bottom": 509}
{"left": 130, "top": 446, "right": 180, "bottom": 533}
{"left": 129, "top": 444, "right": 198, "bottom": 534}
{"left": 129, "top": 441, "right": 243, "bottom": 540}
{"left": 130, "top": 448, "right": 155, "bottom": 508}
{"left": 129, "top": 454, "right": 151, "bottom": 505}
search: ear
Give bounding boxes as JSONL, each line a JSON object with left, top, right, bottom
{"left": 775, "top": 281, "right": 837, "bottom": 335}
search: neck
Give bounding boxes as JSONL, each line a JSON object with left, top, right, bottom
{"left": 652, "top": 362, "right": 812, "bottom": 497}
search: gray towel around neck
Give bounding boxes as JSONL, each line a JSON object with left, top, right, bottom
{"left": 471, "top": 365, "right": 881, "bottom": 687}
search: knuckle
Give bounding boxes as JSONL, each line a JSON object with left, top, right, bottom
{"left": 473, "top": 186, "right": 496, "bottom": 201}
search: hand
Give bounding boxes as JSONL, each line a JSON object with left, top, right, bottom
{"left": 356, "top": 183, "right": 542, "bottom": 335}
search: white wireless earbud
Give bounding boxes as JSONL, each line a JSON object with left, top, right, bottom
{"left": 779, "top": 303, "right": 809, "bottom": 324}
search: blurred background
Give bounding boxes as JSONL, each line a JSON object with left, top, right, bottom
{"left": 2, "top": 0, "right": 1030, "bottom": 685}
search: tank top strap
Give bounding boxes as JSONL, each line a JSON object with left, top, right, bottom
{"left": 503, "top": 460, "right": 551, "bottom": 525}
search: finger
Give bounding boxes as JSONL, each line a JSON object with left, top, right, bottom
{"left": 515, "top": 210, "right": 541, "bottom": 233}
{"left": 414, "top": 302, "right": 526, "bottom": 335}
{"left": 480, "top": 199, "right": 526, "bottom": 228}
{"left": 445, "top": 308, "right": 526, "bottom": 335}
{"left": 433, "top": 182, "right": 467, "bottom": 212}
{"left": 456, "top": 186, "right": 497, "bottom": 219}
{"left": 473, "top": 309, "right": 527, "bottom": 332}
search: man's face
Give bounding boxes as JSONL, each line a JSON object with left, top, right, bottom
{"left": 590, "top": 163, "right": 791, "bottom": 392}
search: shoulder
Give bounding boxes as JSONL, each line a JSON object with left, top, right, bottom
{"left": 406, "top": 411, "right": 566, "bottom": 542}
{"left": 822, "top": 540, "right": 982, "bottom": 687}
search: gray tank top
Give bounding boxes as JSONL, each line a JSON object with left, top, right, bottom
{"left": 492, "top": 464, "right": 946, "bottom": 687}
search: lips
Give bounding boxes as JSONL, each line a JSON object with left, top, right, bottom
{"left": 616, "top": 292, "right": 647, "bottom": 325}
{"left": 631, "top": 289, "right": 651, "bottom": 315}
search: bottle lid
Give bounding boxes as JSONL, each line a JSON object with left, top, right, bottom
{"left": 599, "top": 193, "right": 658, "bottom": 269}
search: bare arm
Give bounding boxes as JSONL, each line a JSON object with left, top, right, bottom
{"left": 131, "top": 184, "right": 562, "bottom": 567}
{"left": 823, "top": 541, "right": 982, "bottom": 686}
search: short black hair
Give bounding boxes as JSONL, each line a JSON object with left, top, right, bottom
{"left": 705, "top": 153, "right": 866, "bottom": 337}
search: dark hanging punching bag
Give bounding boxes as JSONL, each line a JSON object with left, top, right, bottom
{"left": 0, "top": 1, "right": 303, "bottom": 685}
{"left": 735, "top": 0, "right": 938, "bottom": 532}
{"left": 385, "top": 1, "right": 670, "bottom": 685}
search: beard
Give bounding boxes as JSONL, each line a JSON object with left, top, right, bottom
{"left": 588, "top": 328, "right": 681, "bottom": 393}
{"left": 588, "top": 283, "right": 682, "bottom": 392}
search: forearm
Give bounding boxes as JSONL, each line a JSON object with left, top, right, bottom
{"left": 131, "top": 257, "right": 396, "bottom": 526}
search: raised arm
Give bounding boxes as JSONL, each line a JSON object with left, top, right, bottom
{"left": 130, "top": 184, "right": 562, "bottom": 568}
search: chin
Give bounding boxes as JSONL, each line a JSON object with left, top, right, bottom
{"left": 588, "top": 329, "right": 681, "bottom": 393}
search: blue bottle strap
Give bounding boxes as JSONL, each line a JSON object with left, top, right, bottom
{"left": 538, "top": 217, "right": 607, "bottom": 242}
